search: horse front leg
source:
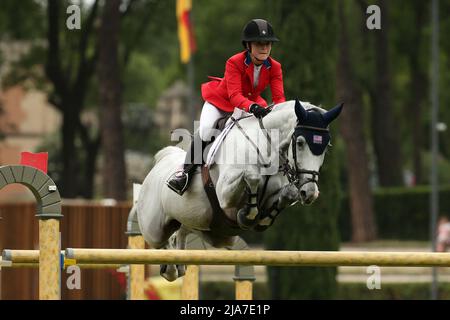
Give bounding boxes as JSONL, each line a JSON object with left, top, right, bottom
{"left": 236, "top": 170, "right": 261, "bottom": 230}
{"left": 255, "top": 183, "right": 299, "bottom": 231}
{"left": 216, "top": 169, "right": 246, "bottom": 208}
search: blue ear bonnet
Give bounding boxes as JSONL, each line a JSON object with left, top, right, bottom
{"left": 294, "top": 110, "right": 330, "bottom": 155}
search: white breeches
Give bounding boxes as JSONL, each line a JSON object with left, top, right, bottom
{"left": 199, "top": 102, "right": 231, "bottom": 141}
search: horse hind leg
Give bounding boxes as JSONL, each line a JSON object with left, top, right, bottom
{"left": 160, "top": 226, "right": 189, "bottom": 281}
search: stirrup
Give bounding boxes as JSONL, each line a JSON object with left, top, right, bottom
{"left": 166, "top": 171, "right": 189, "bottom": 196}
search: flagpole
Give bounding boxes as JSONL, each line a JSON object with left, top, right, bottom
{"left": 188, "top": 54, "right": 196, "bottom": 131}
{"left": 430, "top": 0, "right": 440, "bottom": 301}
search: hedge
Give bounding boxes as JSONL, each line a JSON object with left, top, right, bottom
{"left": 339, "top": 185, "right": 450, "bottom": 241}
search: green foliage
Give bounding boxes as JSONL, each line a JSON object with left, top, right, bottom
{"left": 266, "top": 0, "right": 338, "bottom": 106}
{"left": 339, "top": 185, "right": 450, "bottom": 241}
{"left": 0, "top": 0, "right": 45, "bottom": 40}
{"left": 192, "top": 0, "right": 263, "bottom": 88}
{"left": 123, "top": 52, "right": 178, "bottom": 106}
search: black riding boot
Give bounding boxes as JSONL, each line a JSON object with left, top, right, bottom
{"left": 166, "top": 132, "right": 207, "bottom": 195}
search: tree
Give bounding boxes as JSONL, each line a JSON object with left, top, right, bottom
{"left": 45, "top": 0, "right": 101, "bottom": 197}
{"left": 0, "top": 0, "right": 46, "bottom": 141}
{"left": 98, "top": 0, "right": 127, "bottom": 200}
{"left": 336, "top": 1, "right": 377, "bottom": 242}
{"left": 391, "top": 0, "right": 429, "bottom": 185}
{"left": 404, "top": 1, "right": 428, "bottom": 185}
{"left": 1, "top": 0, "right": 178, "bottom": 198}
{"left": 368, "top": 0, "right": 403, "bottom": 186}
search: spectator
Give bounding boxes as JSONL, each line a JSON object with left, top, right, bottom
{"left": 437, "top": 216, "right": 450, "bottom": 252}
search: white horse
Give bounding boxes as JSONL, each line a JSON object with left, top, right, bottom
{"left": 136, "top": 99, "right": 343, "bottom": 281}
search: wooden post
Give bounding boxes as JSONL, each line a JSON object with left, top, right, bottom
{"left": 181, "top": 265, "right": 199, "bottom": 300}
{"left": 126, "top": 184, "right": 145, "bottom": 300}
{"left": 39, "top": 219, "right": 61, "bottom": 300}
{"left": 128, "top": 235, "right": 145, "bottom": 300}
{"left": 235, "top": 280, "right": 253, "bottom": 300}
{"left": 234, "top": 265, "right": 255, "bottom": 300}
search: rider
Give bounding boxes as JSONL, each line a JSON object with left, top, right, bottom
{"left": 167, "top": 18, "right": 286, "bottom": 195}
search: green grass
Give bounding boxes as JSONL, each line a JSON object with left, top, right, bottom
{"left": 341, "top": 240, "right": 430, "bottom": 249}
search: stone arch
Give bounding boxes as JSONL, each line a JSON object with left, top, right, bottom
{"left": 0, "top": 164, "right": 62, "bottom": 299}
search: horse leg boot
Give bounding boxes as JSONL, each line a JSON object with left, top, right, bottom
{"left": 166, "top": 131, "right": 207, "bottom": 195}
{"left": 237, "top": 171, "right": 261, "bottom": 230}
{"left": 160, "top": 227, "right": 189, "bottom": 281}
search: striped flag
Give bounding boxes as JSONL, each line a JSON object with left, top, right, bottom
{"left": 176, "top": 0, "right": 196, "bottom": 63}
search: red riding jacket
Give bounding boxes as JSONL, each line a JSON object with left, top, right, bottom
{"left": 201, "top": 51, "right": 286, "bottom": 113}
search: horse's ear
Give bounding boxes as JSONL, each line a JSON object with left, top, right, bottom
{"left": 295, "top": 99, "right": 307, "bottom": 123}
{"left": 323, "top": 103, "right": 344, "bottom": 126}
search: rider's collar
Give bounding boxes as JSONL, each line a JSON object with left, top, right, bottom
{"left": 244, "top": 51, "right": 272, "bottom": 69}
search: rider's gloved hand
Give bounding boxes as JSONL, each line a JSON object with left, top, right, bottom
{"left": 249, "top": 104, "right": 270, "bottom": 118}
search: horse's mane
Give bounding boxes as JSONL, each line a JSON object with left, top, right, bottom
{"left": 272, "top": 100, "right": 326, "bottom": 114}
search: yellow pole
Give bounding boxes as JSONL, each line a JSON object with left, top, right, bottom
{"left": 65, "top": 249, "right": 450, "bottom": 267}
{"left": 128, "top": 235, "right": 146, "bottom": 300}
{"left": 39, "top": 219, "right": 60, "bottom": 300}
{"left": 181, "top": 265, "right": 199, "bottom": 300}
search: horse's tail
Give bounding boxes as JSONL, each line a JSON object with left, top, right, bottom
{"left": 154, "top": 146, "right": 183, "bottom": 164}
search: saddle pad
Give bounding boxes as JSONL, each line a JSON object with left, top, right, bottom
{"left": 205, "top": 108, "right": 248, "bottom": 167}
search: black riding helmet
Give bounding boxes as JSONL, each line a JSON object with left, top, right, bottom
{"left": 241, "top": 19, "right": 279, "bottom": 48}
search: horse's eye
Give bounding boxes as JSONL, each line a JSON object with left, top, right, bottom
{"left": 296, "top": 136, "right": 306, "bottom": 148}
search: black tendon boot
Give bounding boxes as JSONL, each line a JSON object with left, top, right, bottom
{"left": 166, "top": 131, "right": 207, "bottom": 195}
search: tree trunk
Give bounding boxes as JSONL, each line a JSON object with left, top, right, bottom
{"left": 337, "top": 3, "right": 377, "bottom": 242}
{"left": 407, "top": 0, "right": 427, "bottom": 185}
{"left": 98, "top": 0, "right": 127, "bottom": 200}
{"left": 371, "top": 0, "right": 403, "bottom": 186}
{"left": 60, "top": 106, "right": 79, "bottom": 197}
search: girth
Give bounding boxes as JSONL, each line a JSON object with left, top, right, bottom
{"left": 201, "top": 165, "right": 244, "bottom": 237}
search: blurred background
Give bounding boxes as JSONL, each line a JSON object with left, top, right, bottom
{"left": 0, "top": 0, "right": 449, "bottom": 300}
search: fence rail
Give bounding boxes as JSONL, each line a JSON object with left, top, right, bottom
{"left": 62, "top": 248, "right": 450, "bottom": 267}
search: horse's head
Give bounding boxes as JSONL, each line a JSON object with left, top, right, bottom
{"left": 287, "top": 99, "right": 343, "bottom": 205}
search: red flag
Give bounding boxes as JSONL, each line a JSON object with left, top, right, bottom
{"left": 177, "top": 0, "right": 197, "bottom": 63}
{"left": 20, "top": 152, "right": 48, "bottom": 174}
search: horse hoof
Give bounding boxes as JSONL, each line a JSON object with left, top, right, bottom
{"left": 237, "top": 208, "right": 259, "bottom": 230}
{"left": 160, "top": 264, "right": 178, "bottom": 282}
{"left": 176, "top": 265, "right": 186, "bottom": 277}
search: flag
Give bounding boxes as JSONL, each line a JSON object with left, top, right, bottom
{"left": 20, "top": 151, "right": 48, "bottom": 173}
{"left": 176, "top": 0, "right": 196, "bottom": 63}
{"left": 313, "top": 135, "right": 323, "bottom": 145}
